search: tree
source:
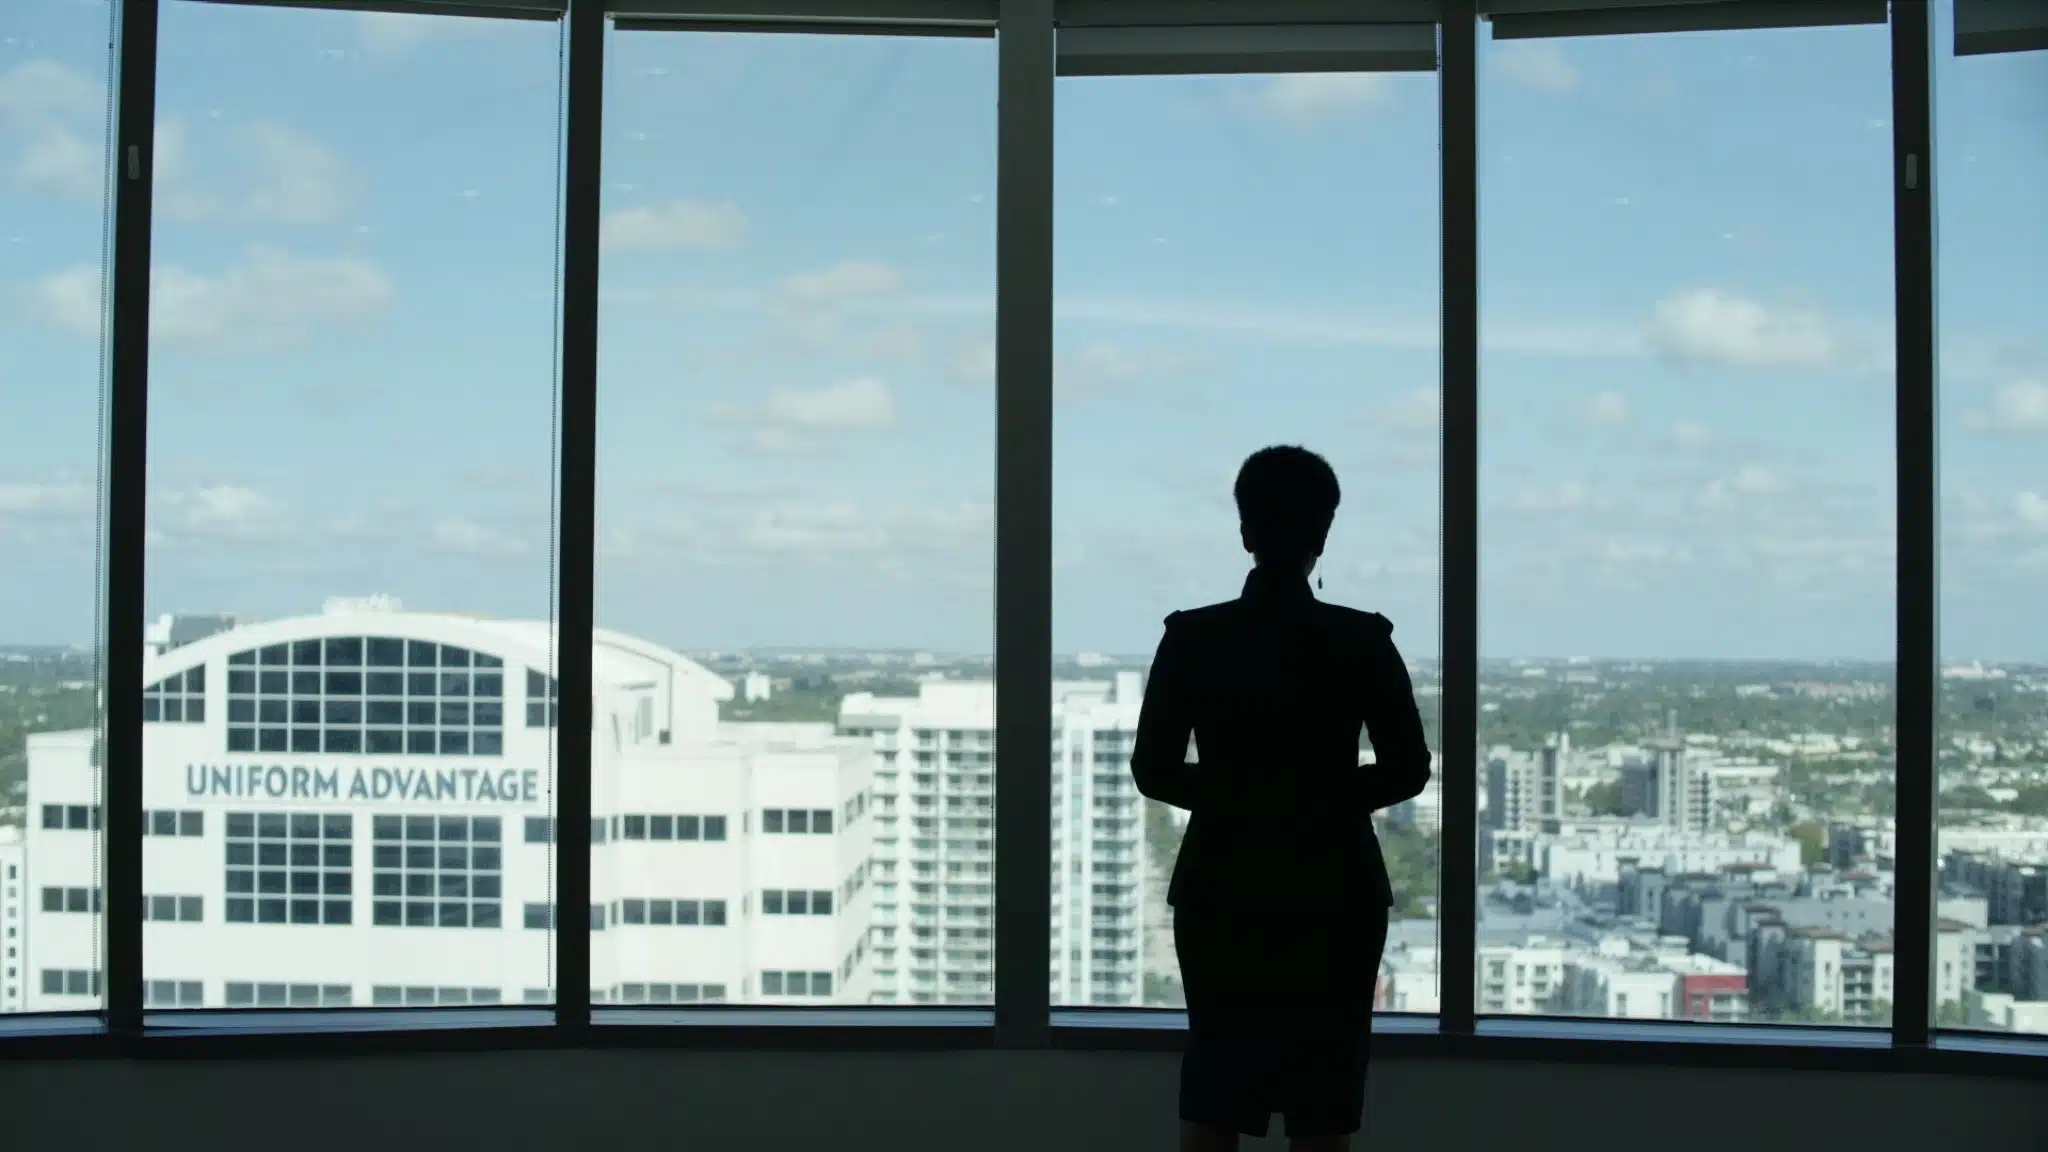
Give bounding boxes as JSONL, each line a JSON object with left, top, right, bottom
{"left": 1582, "top": 780, "right": 1630, "bottom": 817}
{"left": 1936, "top": 999, "right": 1972, "bottom": 1029}
{"left": 1788, "top": 820, "right": 1828, "bottom": 868}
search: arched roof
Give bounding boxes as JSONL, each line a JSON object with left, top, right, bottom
{"left": 140, "top": 612, "right": 733, "bottom": 703}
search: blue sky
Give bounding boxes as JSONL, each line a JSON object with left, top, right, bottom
{"left": 0, "top": 1, "right": 2042, "bottom": 661}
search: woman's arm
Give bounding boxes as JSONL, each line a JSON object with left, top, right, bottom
{"left": 1357, "top": 617, "right": 1433, "bottom": 812}
{"left": 1129, "top": 612, "right": 1202, "bottom": 811}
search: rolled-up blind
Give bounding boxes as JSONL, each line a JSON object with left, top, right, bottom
{"left": 1956, "top": 0, "right": 2048, "bottom": 56}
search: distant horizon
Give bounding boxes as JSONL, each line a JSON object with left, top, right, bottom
{"left": 4, "top": 637, "right": 2044, "bottom": 670}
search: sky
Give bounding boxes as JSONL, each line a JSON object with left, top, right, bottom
{"left": 0, "top": 1, "right": 2043, "bottom": 661}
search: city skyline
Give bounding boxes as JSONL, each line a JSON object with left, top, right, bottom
{"left": 0, "top": 1, "right": 2042, "bottom": 664}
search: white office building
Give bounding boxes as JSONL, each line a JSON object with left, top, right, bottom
{"left": 837, "top": 672, "right": 1149, "bottom": 1006}
{"left": 21, "top": 603, "right": 879, "bottom": 1012}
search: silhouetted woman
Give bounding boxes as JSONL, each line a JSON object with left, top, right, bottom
{"left": 1130, "top": 445, "right": 1433, "bottom": 1152}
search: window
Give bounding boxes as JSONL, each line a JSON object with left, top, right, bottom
{"left": 224, "top": 637, "right": 506, "bottom": 756}
{"left": 145, "top": 981, "right": 207, "bottom": 1009}
{"left": 226, "top": 982, "right": 353, "bottom": 1008}
{"left": 607, "top": 982, "right": 727, "bottom": 1005}
{"left": 224, "top": 812, "right": 352, "bottom": 926}
{"left": 2, "top": 0, "right": 115, "bottom": 1019}
{"left": 42, "top": 887, "right": 100, "bottom": 915}
{"left": 1052, "top": 41, "right": 1443, "bottom": 1012}
{"left": 1476, "top": 17, "right": 1894, "bottom": 1026}
{"left": 372, "top": 815, "right": 503, "bottom": 929}
{"left": 142, "top": 0, "right": 563, "bottom": 1008}
{"left": 143, "top": 667, "right": 207, "bottom": 724}
{"left": 761, "top": 889, "right": 833, "bottom": 917}
{"left": 144, "top": 895, "right": 205, "bottom": 924}
{"left": 370, "top": 986, "right": 502, "bottom": 1007}
{"left": 592, "top": 21, "right": 994, "bottom": 1008}
{"left": 40, "top": 970, "right": 101, "bottom": 998}
{"left": 610, "top": 899, "right": 725, "bottom": 928}
{"left": 146, "top": 810, "right": 205, "bottom": 837}
{"left": 762, "top": 808, "right": 836, "bottom": 834}
{"left": 525, "top": 669, "right": 560, "bottom": 729}
{"left": 1934, "top": 0, "right": 2047, "bottom": 1037}
{"left": 524, "top": 817, "right": 554, "bottom": 844}
{"left": 761, "top": 971, "right": 834, "bottom": 998}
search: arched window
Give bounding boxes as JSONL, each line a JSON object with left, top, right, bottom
{"left": 223, "top": 636, "right": 506, "bottom": 756}
{"left": 143, "top": 667, "right": 205, "bottom": 724}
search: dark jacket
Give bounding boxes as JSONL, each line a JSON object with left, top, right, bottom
{"left": 1130, "top": 566, "right": 1433, "bottom": 918}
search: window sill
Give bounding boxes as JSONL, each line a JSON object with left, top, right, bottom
{"left": 0, "top": 1007, "right": 2040, "bottom": 1076}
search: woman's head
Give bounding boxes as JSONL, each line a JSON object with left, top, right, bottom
{"left": 1234, "top": 445, "right": 1340, "bottom": 569}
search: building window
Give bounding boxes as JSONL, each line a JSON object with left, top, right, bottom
{"left": 145, "top": 895, "right": 204, "bottom": 923}
{"left": 225, "top": 982, "right": 353, "bottom": 1008}
{"left": 612, "top": 898, "right": 726, "bottom": 927}
{"left": 145, "top": 980, "right": 206, "bottom": 1008}
{"left": 761, "top": 889, "right": 833, "bottom": 916}
{"left": 45, "top": 805, "right": 100, "bottom": 831}
{"left": 226, "top": 638, "right": 505, "bottom": 757}
{"left": 525, "top": 668, "right": 560, "bottom": 728}
{"left": 523, "top": 816, "right": 554, "bottom": 844}
{"left": 372, "top": 815, "right": 503, "bottom": 929}
{"left": 143, "top": 666, "right": 206, "bottom": 724}
{"left": 41, "top": 886, "right": 100, "bottom": 914}
{"left": 40, "top": 969, "right": 100, "bottom": 997}
{"left": 523, "top": 903, "right": 552, "bottom": 930}
{"left": 146, "top": 809, "right": 205, "bottom": 837}
{"left": 763, "top": 808, "right": 834, "bottom": 834}
{"left": 761, "top": 971, "right": 832, "bottom": 998}
{"left": 224, "top": 812, "right": 353, "bottom": 926}
{"left": 618, "top": 813, "right": 727, "bottom": 841}
{"left": 609, "top": 982, "right": 728, "bottom": 1004}
{"left": 369, "top": 985, "right": 502, "bottom": 1006}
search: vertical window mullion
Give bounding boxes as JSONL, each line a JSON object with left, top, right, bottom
{"left": 104, "top": 0, "right": 162, "bottom": 1036}
{"left": 994, "top": 0, "right": 1054, "bottom": 1048}
{"left": 1888, "top": 0, "right": 1937, "bottom": 1051}
{"left": 553, "top": 0, "right": 604, "bottom": 1033}
{"left": 1437, "top": 0, "right": 1480, "bottom": 1038}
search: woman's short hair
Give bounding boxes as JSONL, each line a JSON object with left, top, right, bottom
{"left": 1234, "top": 445, "right": 1341, "bottom": 560}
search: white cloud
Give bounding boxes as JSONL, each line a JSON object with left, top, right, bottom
{"left": 144, "top": 118, "right": 357, "bottom": 225}
{"left": 0, "top": 480, "right": 93, "bottom": 519}
{"left": 762, "top": 378, "right": 897, "bottom": 431}
{"left": 155, "top": 485, "right": 287, "bottom": 542}
{"left": 1647, "top": 288, "right": 1841, "bottom": 370}
{"left": 1960, "top": 380, "right": 2048, "bottom": 435}
{"left": 2, "top": 61, "right": 106, "bottom": 201}
{"left": 948, "top": 336, "right": 996, "bottom": 387}
{"left": 1584, "top": 391, "right": 1628, "bottom": 427}
{"left": 238, "top": 123, "right": 357, "bottom": 225}
{"left": 600, "top": 200, "right": 747, "bottom": 251}
{"left": 774, "top": 262, "right": 902, "bottom": 306}
{"left": 1494, "top": 43, "right": 1579, "bottom": 94}
{"left": 1696, "top": 464, "right": 1787, "bottom": 511}
{"left": 1381, "top": 388, "right": 1439, "bottom": 435}
{"left": 356, "top": 12, "right": 491, "bottom": 58}
{"left": 1056, "top": 342, "right": 1199, "bottom": 401}
{"left": 2017, "top": 492, "right": 2048, "bottom": 532}
{"left": 432, "top": 519, "right": 527, "bottom": 557}
{"left": 1507, "top": 481, "right": 1591, "bottom": 514}
{"left": 1241, "top": 74, "right": 1391, "bottom": 126}
{"left": 1670, "top": 421, "right": 1715, "bottom": 450}
{"left": 17, "top": 124, "right": 102, "bottom": 200}
{"left": 35, "top": 249, "right": 395, "bottom": 354}
{"left": 741, "top": 501, "right": 888, "bottom": 555}
{"left": 0, "top": 60, "right": 99, "bottom": 125}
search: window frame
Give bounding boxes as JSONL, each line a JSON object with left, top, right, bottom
{"left": 0, "top": 0, "right": 2007, "bottom": 1079}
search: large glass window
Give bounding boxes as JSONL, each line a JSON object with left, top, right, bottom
{"left": 1054, "top": 52, "right": 1444, "bottom": 1009}
{"left": 1478, "top": 19, "right": 1896, "bottom": 1025}
{"left": 1934, "top": 0, "right": 2048, "bottom": 1037}
{"left": 141, "top": 1, "right": 565, "bottom": 1009}
{"left": 592, "top": 25, "right": 995, "bottom": 1007}
{"left": 0, "top": 0, "right": 117, "bottom": 1016}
